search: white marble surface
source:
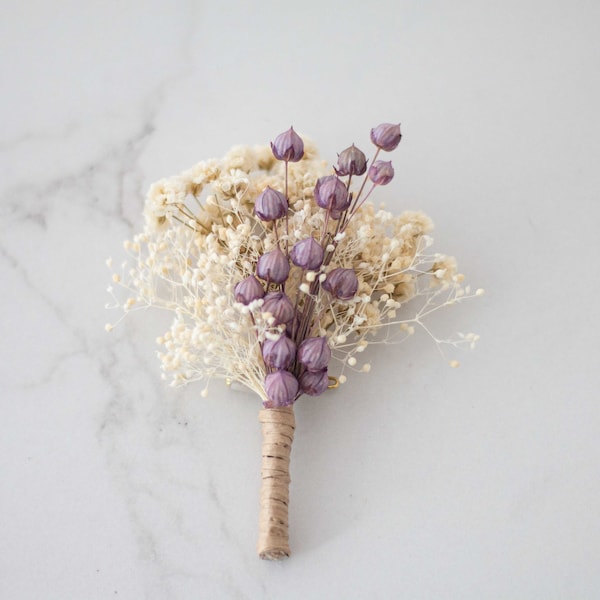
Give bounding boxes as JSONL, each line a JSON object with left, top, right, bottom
{"left": 2, "top": 1, "right": 600, "bottom": 598}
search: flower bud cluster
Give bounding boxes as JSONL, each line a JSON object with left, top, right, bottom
{"left": 296, "top": 336, "right": 331, "bottom": 395}
{"left": 237, "top": 122, "right": 405, "bottom": 408}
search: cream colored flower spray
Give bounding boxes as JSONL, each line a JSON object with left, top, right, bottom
{"left": 106, "top": 123, "right": 482, "bottom": 559}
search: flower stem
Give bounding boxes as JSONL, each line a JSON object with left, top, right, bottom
{"left": 348, "top": 147, "right": 380, "bottom": 215}
{"left": 284, "top": 161, "right": 290, "bottom": 256}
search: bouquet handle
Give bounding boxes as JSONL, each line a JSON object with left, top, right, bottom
{"left": 257, "top": 406, "right": 295, "bottom": 560}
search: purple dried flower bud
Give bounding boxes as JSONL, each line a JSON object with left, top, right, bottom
{"left": 314, "top": 175, "right": 350, "bottom": 216}
{"left": 335, "top": 144, "right": 367, "bottom": 176}
{"left": 254, "top": 186, "right": 288, "bottom": 221}
{"left": 322, "top": 267, "right": 358, "bottom": 300}
{"left": 257, "top": 247, "right": 290, "bottom": 284}
{"left": 297, "top": 336, "right": 331, "bottom": 372}
{"left": 271, "top": 126, "right": 304, "bottom": 162}
{"left": 264, "top": 370, "right": 299, "bottom": 408}
{"left": 299, "top": 369, "right": 329, "bottom": 396}
{"left": 368, "top": 160, "right": 395, "bottom": 186}
{"left": 262, "top": 336, "right": 296, "bottom": 370}
{"left": 290, "top": 237, "right": 324, "bottom": 270}
{"left": 261, "top": 291, "right": 295, "bottom": 324}
{"left": 234, "top": 275, "right": 264, "bottom": 305}
{"left": 370, "top": 123, "right": 402, "bottom": 151}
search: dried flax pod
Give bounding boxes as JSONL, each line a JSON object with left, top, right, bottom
{"left": 107, "top": 123, "right": 482, "bottom": 559}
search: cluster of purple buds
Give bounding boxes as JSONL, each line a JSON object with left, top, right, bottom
{"left": 235, "top": 269, "right": 299, "bottom": 407}
{"left": 262, "top": 334, "right": 333, "bottom": 406}
{"left": 237, "top": 123, "right": 402, "bottom": 408}
{"left": 297, "top": 337, "right": 331, "bottom": 396}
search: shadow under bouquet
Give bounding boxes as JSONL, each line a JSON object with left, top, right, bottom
{"left": 107, "top": 123, "right": 481, "bottom": 559}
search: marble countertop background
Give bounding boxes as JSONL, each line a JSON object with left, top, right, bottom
{"left": 2, "top": 1, "right": 599, "bottom": 598}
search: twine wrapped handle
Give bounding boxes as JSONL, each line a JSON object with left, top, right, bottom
{"left": 257, "top": 406, "right": 295, "bottom": 560}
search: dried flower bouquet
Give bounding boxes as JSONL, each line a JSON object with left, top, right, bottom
{"left": 107, "top": 123, "right": 481, "bottom": 560}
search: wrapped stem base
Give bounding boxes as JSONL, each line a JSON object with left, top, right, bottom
{"left": 257, "top": 406, "right": 295, "bottom": 560}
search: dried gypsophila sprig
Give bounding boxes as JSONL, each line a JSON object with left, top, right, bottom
{"left": 106, "top": 131, "right": 481, "bottom": 402}
{"left": 106, "top": 124, "right": 482, "bottom": 560}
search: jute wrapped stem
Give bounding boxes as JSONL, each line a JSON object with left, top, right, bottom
{"left": 257, "top": 406, "right": 295, "bottom": 560}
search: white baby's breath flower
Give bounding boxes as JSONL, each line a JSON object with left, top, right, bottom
{"left": 108, "top": 139, "right": 479, "bottom": 398}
